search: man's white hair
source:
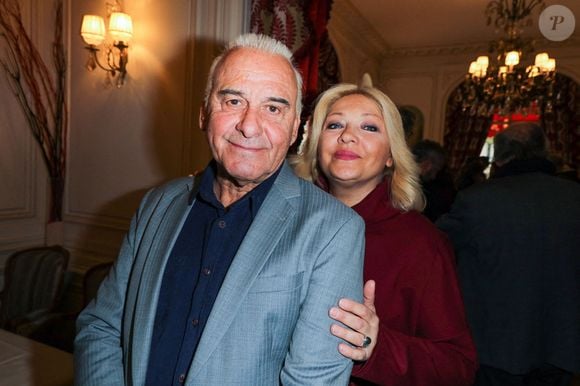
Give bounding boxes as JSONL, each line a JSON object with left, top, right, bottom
{"left": 203, "top": 33, "right": 303, "bottom": 115}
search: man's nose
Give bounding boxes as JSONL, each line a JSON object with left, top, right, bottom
{"left": 236, "top": 106, "right": 262, "bottom": 138}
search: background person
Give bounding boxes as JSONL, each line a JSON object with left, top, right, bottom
{"left": 293, "top": 82, "right": 477, "bottom": 386}
{"left": 74, "top": 33, "right": 365, "bottom": 385}
{"left": 411, "top": 139, "right": 456, "bottom": 222}
{"left": 438, "top": 122, "right": 580, "bottom": 386}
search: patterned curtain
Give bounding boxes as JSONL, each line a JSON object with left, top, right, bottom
{"left": 443, "top": 88, "right": 492, "bottom": 175}
{"left": 541, "top": 73, "right": 580, "bottom": 172}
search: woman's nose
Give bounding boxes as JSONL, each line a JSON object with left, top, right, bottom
{"left": 338, "top": 125, "right": 356, "bottom": 143}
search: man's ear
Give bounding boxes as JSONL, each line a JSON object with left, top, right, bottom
{"left": 199, "top": 106, "right": 206, "bottom": 131}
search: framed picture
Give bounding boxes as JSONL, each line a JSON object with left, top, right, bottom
{"left": 398, "top": 105, "right": 424, "bottom": 147}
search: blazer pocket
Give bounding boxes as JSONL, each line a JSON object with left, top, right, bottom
{"left": 248, "top": 271, "right": 304, "bottom": 293}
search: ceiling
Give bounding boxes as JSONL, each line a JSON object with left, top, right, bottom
{"left": 346, "top": 0, "right": 580, "bottom": 50}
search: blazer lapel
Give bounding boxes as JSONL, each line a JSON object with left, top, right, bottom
{"left": 187, "top": 163, "right": 300, "bottom": 379}
{"left": 127, "top": 177, "right": 201, "bottom": 385}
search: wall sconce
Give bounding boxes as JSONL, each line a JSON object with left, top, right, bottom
{"left": 80, "top": 8, "right": 133, "bottom": 87}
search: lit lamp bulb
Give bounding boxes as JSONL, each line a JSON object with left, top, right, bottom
{"left": 109, "top": 12, "right": 133, "bottom": 42}
{"left": 505, "top": 51, "right": 520, "bottom": 67}
{"left": 81, "top": 15, "right": 106, "bottom": 46}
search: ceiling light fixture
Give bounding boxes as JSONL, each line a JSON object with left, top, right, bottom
{"left": 458, "top": 0, "right": 556, "bottom": 117}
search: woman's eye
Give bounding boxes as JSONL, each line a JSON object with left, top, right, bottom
{"left": 363, "top": 125, "right": 379, "bottom": 132}
{"left": 326, "top": 122, "right": 342, "bottom": 130}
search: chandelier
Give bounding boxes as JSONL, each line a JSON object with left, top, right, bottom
{"left": 458, "top": 0, "right": 556, "bottom": 117}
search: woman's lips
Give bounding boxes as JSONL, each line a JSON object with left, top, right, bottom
{"left": 333, "top": 150, "right": 359, "bottom": 160}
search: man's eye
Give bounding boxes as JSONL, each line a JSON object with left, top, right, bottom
{"left": 266, "top": 105, "right": 281, "bottom": 114}
{"left": 225, "top": 98, "right": 243, "bottom": 107}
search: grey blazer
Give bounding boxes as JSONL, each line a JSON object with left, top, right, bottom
{"left": 74, "top": 162, "right": 365, "bottom": 385}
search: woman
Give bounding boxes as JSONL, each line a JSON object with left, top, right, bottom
{"left": 292, "top": 83, "right": 477, "bottom": 385}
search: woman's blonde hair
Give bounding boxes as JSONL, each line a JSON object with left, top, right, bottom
{"left": 291, "top": 83, "right": 424, "bottom": 212}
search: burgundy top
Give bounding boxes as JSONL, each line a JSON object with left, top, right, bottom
{"left": 349, "top": 180, "right": 477, "bottom": 386}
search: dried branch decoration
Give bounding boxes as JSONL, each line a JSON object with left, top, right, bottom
{"left": 0, "top": 0, "right": 67, "bottom": 222}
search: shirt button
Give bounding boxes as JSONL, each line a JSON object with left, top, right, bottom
{"left": 179, "top": 374, "right": 185, "bottom": 383}
{"left": 218, "top": 220, "right": 226, "bottom": 228}
{"left": 191, "top": 319, "right": 199, "bottom": 326}
{"left": 202, "top": 267, "right": 211, "bottom": 276}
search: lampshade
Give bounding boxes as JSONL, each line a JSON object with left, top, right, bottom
{"left": 81, "top": 15, "right": 106, "bottom": 46}
{"left": 504, "top": 51, "right": 520, "bottom": 66}
{"left": 109, "top": 12, "right": 133, "bottom": 42}
{"left": 534, "top": 52, "right": 549, "bottom": 68}
{"left": 476, "top": 56, "right": 489, "bottom": 69}
{"left": 468, "top": 61, "right": 479, "bottom": 75}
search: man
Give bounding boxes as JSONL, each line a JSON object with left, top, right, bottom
{"left": 412, "top": 139, "right": 455, "bottom": 221}
{"left": 74, "top": 33, "right": 365, "bottom": 385}
{"left": 437, "top": 122, "right": 580, "bottom": 386}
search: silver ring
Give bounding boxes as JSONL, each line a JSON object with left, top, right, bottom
{"left": 361, "top": 335, "right": 371, "bottom": 348}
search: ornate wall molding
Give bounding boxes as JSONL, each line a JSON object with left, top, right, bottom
{"left": 382, "top": 36, "right": 580, "bottom": 58}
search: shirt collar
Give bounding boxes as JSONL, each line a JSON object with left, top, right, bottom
{"left": 195, "top": 160, "right": 282, "bottom": 216}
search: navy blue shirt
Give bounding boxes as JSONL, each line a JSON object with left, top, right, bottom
{"left": 145, "top": 162, "right": 280, "bottom": 385}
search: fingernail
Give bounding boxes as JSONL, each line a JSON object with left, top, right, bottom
{"left": 329, "top": 307, "right": 338, "bottom": 317}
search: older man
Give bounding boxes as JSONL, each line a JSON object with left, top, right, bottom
{"left": 74, "top": 34, "right": 365, "bottom": 385}
{"left": 438, "top": 122, "right": 580, "bottom": 386}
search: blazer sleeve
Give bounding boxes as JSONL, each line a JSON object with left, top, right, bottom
{"left": 73, "top": 190, "right": 153, "bottom": 386}
{"left": 280, "top": 215, "right": 365, "bottom": 386}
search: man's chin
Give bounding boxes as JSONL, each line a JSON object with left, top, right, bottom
{"left": 219, "top": 166, "right": 270, "bottom": 187}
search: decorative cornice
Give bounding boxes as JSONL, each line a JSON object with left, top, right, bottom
{"left": 382, "top": 36, "right": 580, "bottom": 58}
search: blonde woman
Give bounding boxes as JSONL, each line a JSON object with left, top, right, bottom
{"left": 292, "top": 82, "right": 477, "bottom": 385}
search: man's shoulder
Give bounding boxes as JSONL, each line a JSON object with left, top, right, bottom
{"left": 473, "top": 172, "right": 578, "bottom": 194}
{"left": 140, "top": 176, "right": 194, "bottom": 208}
{"left": 273, "top": 163, "right": 361, "bottom": 221}
{"left": 293, "top": 176, "right": 360, "bottom": 219}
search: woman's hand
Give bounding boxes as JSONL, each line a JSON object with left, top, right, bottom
{"left": 329, "top": 280, "right": 379, "bottom": 361}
